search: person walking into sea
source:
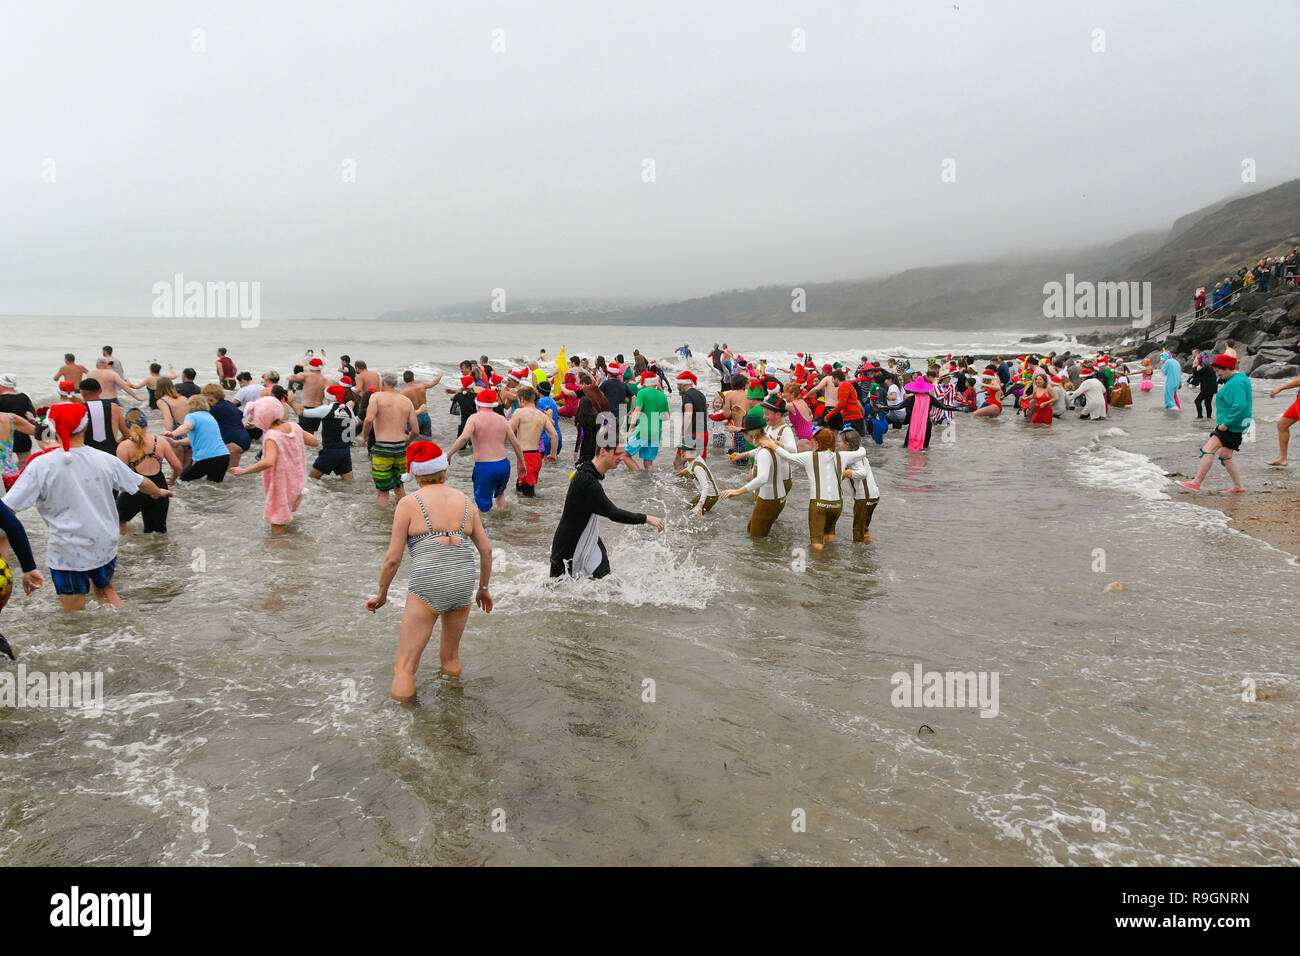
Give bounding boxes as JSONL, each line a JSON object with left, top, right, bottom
{"left": 446, "top": 389, "right": 526, "bottom": 512}
{"left": 3, "top": 403, "right": 171, "bottom": 612}
{"left": 1160, "top": 351, "right": 1183, "bottom": 410}
{"left": 116, "top": 407, "right": 182, "bottom": 534}
{"left": 760, "top": 425, "right": 868, "bottom": 550}
{"left": 362, "top": 372, "right": 420, "bottom": 508}
{"left": 548, "top": 444, "right": 665, "bottom": 579}
{"left": 838, "top": 429, "right": 881, "bottom": 543}
{"left": 508, "top": 386, "right": 558, "bottom": 497}
{"left": 1180, "top": 355, "right": 1251, "bottom": 493}
{"left": 623, "top": 372, "right": 669, "bottom": 471}
{"left": 288, "top": 357, "right": 331, "bottom": 434}
{"left": 302, "top": 384, "right": 358, "bottom": 482}
{"left": 719, "top": 410, "right": 788, "bottom": 537}
{"left": 231, "top": 397, "right": 318, "bottom": 533}
{"left": 215, "top": 348, "right": 238, "bottom": 390}
{"left": 367, "top": 441, "right": 494, "bottom": 698}
{"left": 53, "top": 354, "right": 89, "bottom": 387}
{"left": 675, "top": 453, "right": 720, "bottom": 516}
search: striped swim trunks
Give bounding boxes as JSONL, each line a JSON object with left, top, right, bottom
{"left": 370, "top": 440, "right": 407, "bottom": 491}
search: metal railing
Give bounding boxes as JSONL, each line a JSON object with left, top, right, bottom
{"left": 1161, "top": 267, "right": 1299, "bottom": 339}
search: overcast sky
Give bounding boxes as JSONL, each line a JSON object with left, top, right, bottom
{"left": 3, "top": 0, "right": 1297, "bottom": 319}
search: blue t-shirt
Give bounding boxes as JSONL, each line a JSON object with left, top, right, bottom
{"left": 186, "top": 410, "right": 228, "bottom": 461}
{"left": 537, "top": 396, "right": 562, "bottom": 454}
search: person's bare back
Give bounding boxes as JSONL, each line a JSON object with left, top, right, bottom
{"left": 510, "top": 405, "right": 551, "bottom": 453}
{"left": 356, "top": 368, "right": 380, "bottom": 393}
{"left": 463, "top": 408, "right": 515, "bottom": 462}
{"left": 56, "top": 362, "right": 88, "bottom": 384}
{"left": 367, "top": 390, "right": 418, "bottom": 443}
{"left": 300, "top": 371, "right": 328, "bottom": 407}
{"left": 90, "top": 366, "right": 126, "bottom": 399}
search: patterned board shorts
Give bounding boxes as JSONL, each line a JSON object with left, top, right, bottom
{"left": 370, "top": 440, "right": 407, "bottom": 491}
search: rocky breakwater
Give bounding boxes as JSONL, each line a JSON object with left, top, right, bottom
{"left": 1073, "top": 287, "right": 1300, "bottom": 378}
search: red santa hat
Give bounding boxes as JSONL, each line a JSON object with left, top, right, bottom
{"left": 639, "top": 371, "right": 658, "bottom": 385}
{"left": 403, "top": 440, "right": 448, "bottom": 478}
{"left": 325, "top": 384, "right": 348, "bottom": 403}
{"left": 58, "top": 380, "right": 77, "bottom": 394}
{"left": 607, "top": 363, "right": 622, "bottom": 375}
{"left": 475, "top": 388, "right": 499, "bottom": 408}
{"left": 766, "top": 381, "right": 780, "bottom": 391}
{"left": 308, "top": 357, "right": 324, "bottom": 368}
{"left": 489, "top": 374, "right": 504, "bottom": 387}
{"left": 46, "top": 402, "right": 89, "bottom": 462}
{"left": 339, "top": 375, "right": 354, "bottom": 387}
{"left": 459, "top": 375, "right": 475, "bottom": 389}
{"left": 675, "top": 370, "right": 697, "bottom": 385}
{"left": 507, "top": 369, "right": 524, "bottom": 383}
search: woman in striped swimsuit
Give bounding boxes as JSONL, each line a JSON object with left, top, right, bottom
{"left": 367, "top": 440, "right": 493, "bottom": 699}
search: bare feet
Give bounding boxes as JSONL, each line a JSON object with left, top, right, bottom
{"left": 811, "top": 542, "right": 824, "bottom": 551}
{"left": 1266, "top": 457, "right": 1287, "bottom": 466}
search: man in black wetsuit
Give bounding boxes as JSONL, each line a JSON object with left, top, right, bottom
{"left": 548, "top": 444, "right": 665, "bottom": 580}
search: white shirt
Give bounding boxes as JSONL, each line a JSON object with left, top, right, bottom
{"left": 1075, "top": 377, "right": 1108, "bottom": 417}
{"left": 776, "top": 446, "right": 867, "bottom": 505}
{"left": 233, "top": 383, "right": 263, "bottom": 407}
{"left": 843, "top": 454, "right": 880, "bottom": 501}
{"left": 740, "top": 447, "right": 785, "bottom": 501}
{"left": 766, "top": 422, "right": 797, "bottom": 484}
{"left": 687, "top": 458, "right": 719, "bottom": 498}
{"left": 4, "top": 446, "right": 143, "bottom": 571}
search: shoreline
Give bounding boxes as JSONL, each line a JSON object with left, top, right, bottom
{"left": 1172, "top": 471, "right": 1300, "bottom": 560}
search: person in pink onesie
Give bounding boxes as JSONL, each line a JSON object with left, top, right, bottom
{"left": 231, "top": 397, "right": 317, "bottom": 533}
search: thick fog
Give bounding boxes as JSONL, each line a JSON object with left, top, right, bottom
{"left": 3, "top": 0, "right": 1296, "bottom": 318}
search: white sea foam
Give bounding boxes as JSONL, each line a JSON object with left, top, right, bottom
{"left": 1069, "top": 445, "right": 1171, "bottom": 501}
{"left": 496, "top": 533, "right": 724, "bottom": 613}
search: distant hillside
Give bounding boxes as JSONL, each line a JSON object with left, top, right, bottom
{"left": 384, "top": 179, "right": 1299, "bottom": 330}
{"left": 1129, "top": 179, "right": 1300, "bottom": 317}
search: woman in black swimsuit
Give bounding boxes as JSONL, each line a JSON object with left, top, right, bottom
{"left": 116, "top": 409, "right": 182, "bottom": 534}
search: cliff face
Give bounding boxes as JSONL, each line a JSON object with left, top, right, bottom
{"left": 388, "top": 180, "right": 1300, "bottom": 330}
{"left": 1129, "top": 180, "right": 1300, "bottom": 317}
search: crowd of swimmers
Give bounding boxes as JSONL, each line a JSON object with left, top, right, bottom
{"left": 0, "top": 336, "right": 1286, "bottom": 694}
